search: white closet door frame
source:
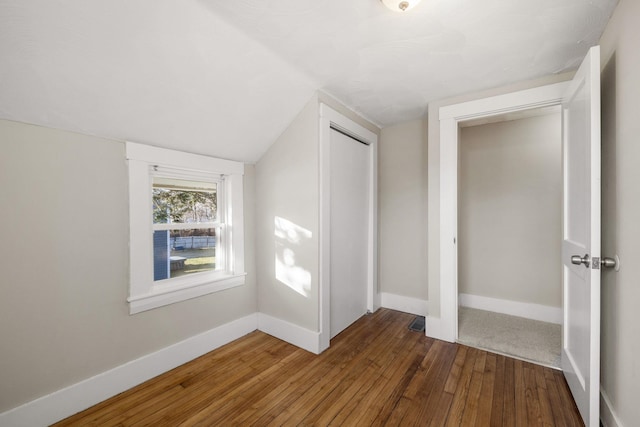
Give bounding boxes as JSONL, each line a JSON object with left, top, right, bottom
{"left": 433, "top": 82, "right": 570, "bottom": 343}
{"left": 319, "top": 104, "right": 379, "bottom": 352}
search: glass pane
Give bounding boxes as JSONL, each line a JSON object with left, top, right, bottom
{"left": 153, "top": 228, "right": 218, "bottom": 281}
{"left": 153, "top": 178, "right": 217, "bottom": 224}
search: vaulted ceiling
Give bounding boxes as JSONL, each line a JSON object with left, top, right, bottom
{"left": 0, "top": 0, "right": 618, "bottom": 162}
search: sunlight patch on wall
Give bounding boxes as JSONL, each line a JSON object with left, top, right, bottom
{"left": 275, "top": 216, "right": 312, "bottom": 297}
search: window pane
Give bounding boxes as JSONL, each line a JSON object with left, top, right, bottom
{"left": 153, "top": 228, "right": 218, "bottom": 281}
{"left": 152, "top": 178, "right": 217, "bottom": 224}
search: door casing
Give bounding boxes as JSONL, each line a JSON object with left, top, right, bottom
{"left": 319, "top": 104, "right": 379, "bottom": 352}
{"left": 430, "top": 82, "right": 570, "bottom": 343}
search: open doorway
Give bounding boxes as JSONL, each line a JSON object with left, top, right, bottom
{"left": 456, "top": 107, "right": 563, "bottom": 367}
{"left": 434, "top": 49, "right": 602, "bottom": 424}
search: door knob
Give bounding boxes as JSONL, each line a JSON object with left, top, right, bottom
{"left": 600, "top": 255, "right": 620, "bottom": 271}
{"left": 571, "top": 254, "right": 590, "bottom": 268}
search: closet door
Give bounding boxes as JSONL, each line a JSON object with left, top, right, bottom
{"left": 330, "top": 129, "right": 370, "bottom": 338}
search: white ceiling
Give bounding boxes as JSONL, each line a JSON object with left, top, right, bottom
{"left": 0, "top": 0, "right": 618, "bottom": 162}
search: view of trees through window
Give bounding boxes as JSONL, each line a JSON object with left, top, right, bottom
{"left": 152, "top": 187, "right": 217, "bottom": 224}
{"left": 152, "top": 180, "right": 219, "bottom": 281}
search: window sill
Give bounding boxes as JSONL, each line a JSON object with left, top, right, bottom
{"left": 128, "top": 273, "right": 246, "bottom": 314}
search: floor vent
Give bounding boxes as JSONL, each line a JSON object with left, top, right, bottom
{"left": 408, "top": 316, "right": 425, "bottom": 332}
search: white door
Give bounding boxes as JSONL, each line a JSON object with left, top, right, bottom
{"left": 330, "top": 129, "right": 370, "bottom": 338}
{"left": 561, "top": 45, "right": 601, "bottom": 427}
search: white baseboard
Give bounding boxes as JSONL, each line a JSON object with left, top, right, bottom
{"left": 424, "top": 315, "right": 456, "bottom": 343}
{"left": 600, "top": 387, "right": 623, "bottom": 427}
{"left": 257, "top": 313, "right": 321, "bottom": 354}
{"left": 0, "top": 314, "right": 258, "bottom": 427}
{"left": 459, "top": 293, "right": 562, "bottom": 325}
{"left": 380, "top": 292, "right": 428, "bottom": 317}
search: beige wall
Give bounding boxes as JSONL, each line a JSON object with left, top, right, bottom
{"left": 0, "top": 119, "right": 257, "bottom": 412}
{"left": 427, "top": 72, "right": 573, "bottom": 318}
{"left": 256, "top": 94, "right": 321, "bottom": 331}
{"left": 599, "top": 0, "right": 640, "bottom": 424}
{"left": 255, "top": 92, "right": 380, "bottom": 332}
{"left": 378, "top": 119, "right": 428, "bottom": 300}
{"left": 458, "top": 114, "right": 562, "bottom": 307}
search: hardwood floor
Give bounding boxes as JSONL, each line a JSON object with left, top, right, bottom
{"left": 55, "top": 309, "right": 584, "bottom": 426}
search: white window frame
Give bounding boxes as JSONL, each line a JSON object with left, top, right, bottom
{"left": 126, "top": 142, "right": 246, "bottom": 314}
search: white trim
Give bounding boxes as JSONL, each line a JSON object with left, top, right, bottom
{"left": 600, "top": 388, "right": 623, "bottom": 427}
{"left": 458, "top": 293, "right": 562, "bottom": 325}
{"left": 126, "top": 141, "right": 243, "bottom": 174}
{"left": 424, "top": 315, "right": 449, "bottom": 342}
{"left": 152, "top": 222, "right": 221, "bottom": 231}
{"left": 128, "top": 274, "right": 246, "bottom": 314}
{"left": 440, "top": 83, "right": 569, "bottom": 121}
{"left": 433, "top": 81, "right": 571, "bottom": 343}
{"left": 318, "top": 104, "right": 379, "bottom": 353}
{"left": 257, "top": 313, "right": 322, "bottom": 355}
{"left": 126, "top": 142, "right": 246, "bottom": 314}
{"left": 0, "top": 314, "right": 258, "bottom": 427}
{"left": 380, "top": 293, "right": 428, "bottom": 317}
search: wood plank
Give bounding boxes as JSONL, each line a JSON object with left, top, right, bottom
{"left": 514, "top": 359, "right": 528, "bottom": 426}
{"left": 444, "top": 345, "right": 468, "bottom": 394}
{"left": 320, "top": 334, "right": 424, "bottom": 425}
{"left": 523, "top": 363, "right": 543, "bottom": 426}
{"left": 55, "top": 331, "right": 269, "bottom": 426}
{"left": 181, "top": 348, "right": 309, "bottom": 426}
{"left": 444, "top": 346, "right": 479, "bottom": 426}
{"left": 412, "top": 343, "right": 458, "bottom": 426}
{"left": 428, "top": 390, "right": 454, "bottom": 427}
{"left": 534, "top": 364, "right": 555, "bottom": 427}
{"left": 383, "top": 339, "right": 448, "bottom": 425}
{"left": 251, "top": 310, "right": 405, "bottom": 426}
{"left": 53, "top": 309, "right": 583, "bottom": 427}
{"left": 263, "top": 312, "right": 409, "bottom": 426}
{"left": 343, "top": 339, "right": 431, "bottom": 426}
{"left": 544, "top": 368, "right": 569, "bottom": 427}
{"left": 141, "top": 337, "right": 295, "bottom": 425}
{"left": 502, "top": 356, "right": 516, "bottom": 427}
{"left": 459, "top": 370, "right": 483, "bottom": 426}
{"left": 489, "top": 354, "right": 506, "bottom": 427}
{"left": 367, "top": 348, "right": 429, "bottom": 427}
{"left": 553, "top": 369, "right": 585, "bottom": 426}
{"left": 298, "top": 319, "right": 409, "bottom": 425}
{"left": 475, "top": 352, "right": 497, "bottom": 426}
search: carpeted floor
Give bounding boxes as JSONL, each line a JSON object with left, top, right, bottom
{"left": 457, "top": 306, "right": 561, "bottom": 368}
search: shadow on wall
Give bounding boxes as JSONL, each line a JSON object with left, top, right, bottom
{"left": 275, "top": 216, "right": 312, "bottom": 298}
{"left": 600, "top": 51, "right": 620, "bottom": 390}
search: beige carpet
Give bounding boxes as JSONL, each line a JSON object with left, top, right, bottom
{"left": 457, "top": 307, "right": 561, "bottom": 368}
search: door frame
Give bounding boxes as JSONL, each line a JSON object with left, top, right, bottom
{"left": 432, "top": 82, "right": 570, "bottom": 343}
{"left": 318, "top": 103, "right": 379, "bottom": 352}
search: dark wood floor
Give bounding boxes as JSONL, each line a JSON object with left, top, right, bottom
{"left": 55, "top": 309, "right": 583, "bottom": 426}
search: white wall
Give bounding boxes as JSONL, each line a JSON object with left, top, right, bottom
{"left": 458, "top": 114, "right": 562, "bottom": 307}
{"left": 599, "top": 0, "right": 640, "bottom": 425}
{"left": 378, "top": 119, "right": 428, "bottom": 301}
{"left": 0, "top": 119, "right": 257, "bottom": 413}
{"left": 255, "top": 92, "right": 380, "bottom": 333}
{"left": 255, "top": 94, "right": 321, "bottom": 331}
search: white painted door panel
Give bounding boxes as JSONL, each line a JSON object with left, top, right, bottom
{"left": 561, "top": 45, "right": 601, "bottom": 427}
{"left": 330, "top": 129, "right": 370, "bottom": 339}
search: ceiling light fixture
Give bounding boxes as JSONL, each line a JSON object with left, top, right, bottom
{"left": 380, "top": 0, "right": 421, "bottom": 12}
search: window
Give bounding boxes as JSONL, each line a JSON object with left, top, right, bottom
{"left": 152, "top": 176, "right": 220, "bottom": 281}
{"left": 126, "top": 142, "right": 245, "bottom": 314}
